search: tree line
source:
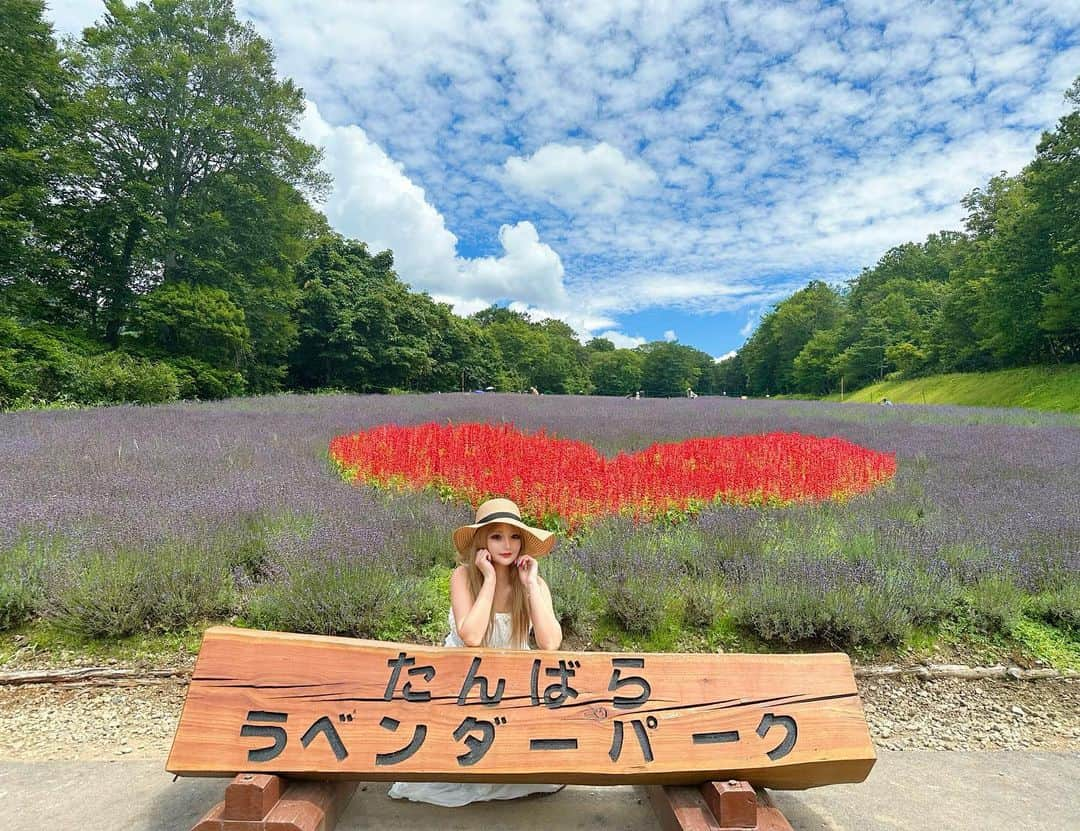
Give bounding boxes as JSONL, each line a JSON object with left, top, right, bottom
{"left": 1, "top": 0, "right": 734, "bottom": 407}
{"left": 4, "top": 1, "right": 1076, "bottom": 408}
{"left": 718, "top": 78, "right": 1080, "bottom": 398}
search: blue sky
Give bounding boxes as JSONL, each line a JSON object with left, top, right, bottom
{"left": 50, "top": 1, "right": 1080, "bottom": 359}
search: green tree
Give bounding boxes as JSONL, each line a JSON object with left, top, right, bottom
{"left": 0, "top": 1, "right": 71, "bottom": 298}
{"left": 132, "top": 281, "right": 250, "bottom": 369}
{"left": 962, "top": 175, "right": 1053, "bottom": 365}
{"left": 472, "top": 307, "right": 593, "bottom": 393}
{"left": 1040, "top": 264, "right": 1080, "bottom": 355}
{"left": 640, "top": 341, "right": 703, "bottom": 397}
{"left": 713, "top": 353, "right": 747, "bottom": 396}
{"left": 590, "top": 348, "right": 643, "bottom": 396}
{"left": 586, "top": 336, "right": 615, "bottom": 352}
{"left": 422, "top": 310, "right": 505, "bottom": 392}
{"left": 292, "top": 238, "right": 425, "bottom": 391}
{"left": 792, "top": 328, "right": 842, "bottom": 394}
{"left": 739, "top": 313, "right": 780, "bottom": 395}
{"left": 534, "top": 319, "right": 592, "bottom": 394}
{"left": 929, "top": 268, "right": 991, "bottom": 373}
{"left": 58, "top": 0, "right": 328, "bottom": 383}
{"left": 474, "top": 306, "right": 543, "bottom": 391}
{"left": 740, "top": 280, "right": 844, "bottom": 394}
{"left": 1029, "top": 77, "right": 1080, "bottom": 360}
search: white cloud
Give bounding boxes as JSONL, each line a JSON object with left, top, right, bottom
{"left": 715, "top": 350, "right": 738, "bottom": 362}
{"left": 598, "top": 330, "right": 647, "bottom": 349}
{"left": 299, "top": 101, "right": 570, "bottom": 314}
{"left": 663, "top": 330, "right": 678, "bottom": 342}
{"left": 459, "top": 221, "right": 569, "bottom": 308}
{"left": 298, "top": 102, "right": 458, "bottom": 292}
{"left": 43, "top": 0, "right": 1080, "bottom": 352}
{"left": 504, "top": 142, "right": 657, "bottom": 213}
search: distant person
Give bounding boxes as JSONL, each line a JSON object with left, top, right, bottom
{"left": 529, "top": 386, "right": 539, "bottom": 395}
{"left": 686, "top": 387, "right": 698, "bottom": 399}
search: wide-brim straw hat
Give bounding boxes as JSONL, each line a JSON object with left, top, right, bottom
{"left": 453, "top": 498, "right": 556, "bottom": 559}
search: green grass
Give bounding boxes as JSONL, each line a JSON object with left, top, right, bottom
{"left": 1008, "top": 616, "right": 1080, "bottom": 672}
{"left": 0, "top": 622, "right": 206, "bottom": 667}
{"left": 824, "top": 364, "right": 1080, "bottom": 412}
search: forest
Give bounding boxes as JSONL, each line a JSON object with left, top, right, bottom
{"left": 719, "top": 80, "right": 1080, "bottom": 398}
{"left": 2, "top": 0, "right": 1077, "bottom": 408}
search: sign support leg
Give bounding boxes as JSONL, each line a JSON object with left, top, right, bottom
{"left": 190, "top": 773, "right": 358, "bottom": 831}
{"left": 647, "top": 779, "right": 795, "bottom": 831}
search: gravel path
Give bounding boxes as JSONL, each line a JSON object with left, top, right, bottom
{"left": 0, "top": 671, "right": 1075, "bottom": 760}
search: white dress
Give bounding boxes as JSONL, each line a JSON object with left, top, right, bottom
{"left": 387, "top": 609, "right": 564, "bottom": 807}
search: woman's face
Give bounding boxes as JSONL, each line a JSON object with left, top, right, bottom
{"left": 483, "top": 522, "right": 523, "bottom": 566}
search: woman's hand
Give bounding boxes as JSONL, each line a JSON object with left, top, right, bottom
{"left": 516, "top": 555, "right": 540, "bottom": 592}
{"left": 475, "top": 548, "right": 496, "bottom": 582}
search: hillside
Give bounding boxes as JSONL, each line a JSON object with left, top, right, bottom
{"left": 825, "top": 365, "right": 1080, "bottom": 412}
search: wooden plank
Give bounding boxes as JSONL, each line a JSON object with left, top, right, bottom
{"left": 190, "top": 801, "right": 225, "bottom": 831}
{"left": 646, "top": 785, "right": 723, "bottom": 831}
{"left": 263, "top": 781, "right": 357, "bottom": 831}
{"left": 167, "top": 627, "right": 875, "bottom": 789}
{"left": 754, "top": 788, "right": 796, "bottom": 831}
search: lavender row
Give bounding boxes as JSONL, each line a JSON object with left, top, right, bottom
{"left": 1, "top": 394, "right": 1077, "bottom": 644}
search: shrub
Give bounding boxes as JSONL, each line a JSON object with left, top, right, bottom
{"left": 167, "top": 356, "right": 246, "bottom": 400}
{"left": 960, "top": 575, "right": 1026, "bottom": 634}
{"left": 403, "top": 525, "right": 450, "bottom": 573}
{"left": 0, "top": 318, "right": 186, "bottom": 407}
{"left": 575, "top": 518, "right": 687, "bottom": 637}
{"left": 132, "top": 282, "right": 251, "bottom": 369}
{"left": 0, "top": 539, "right": 45, "bottom": 630}
{"left": 70, "top": 352, "right": 180, "bottom": 405}
{"left": 44, "top": 544, "right": 236, "bottom": 637}
{"left": 682, "top": 580, "right": 727, "bottom": 630}
{"left": 245, "top": 554, "right": 415, "bottom": 638}
{"left": 44, "top": 549, "right": 150, "bottom": 637}
{"left": 697, "top": 507, "right": 766, "bottom": 564}
{"left": 142, "top": 548, "right": 238, "bottom": 631}
{"left": 1027, "top": 581, "right": 1080, "bottom": 633}
{"left": 0, "top": 316, "right": 82, "bottom": 407}
{"left": 541, "top": 549, "right": 598, "bottom": 635}
{"left": 603, "top": 572, "right": 672, "bottom": 636}
{"left": 726, "top": 553, "right": 958, "bottom": 645}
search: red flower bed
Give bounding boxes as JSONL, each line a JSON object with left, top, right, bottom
{"left": 329, "top": 423, "right": 897, "bottom": 526}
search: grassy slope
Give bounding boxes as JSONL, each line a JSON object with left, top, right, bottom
{"left": 824, "top": 365, "right": 1080, "bottom": 412}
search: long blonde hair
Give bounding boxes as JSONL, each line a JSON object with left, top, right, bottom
{"left": 458, "top": 527, "right": 531, "bottom": 649}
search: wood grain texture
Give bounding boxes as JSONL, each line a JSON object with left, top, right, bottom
{"left": 167, "top": 627, "right": 875, "bottom": 789}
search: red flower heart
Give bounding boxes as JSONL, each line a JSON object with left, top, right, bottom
{"left": 330, "top": 423, "right": 896, "bottom": 526}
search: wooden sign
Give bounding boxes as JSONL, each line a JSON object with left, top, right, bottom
{"left": 167, "top": 627, "right": 875, "bottom": 789}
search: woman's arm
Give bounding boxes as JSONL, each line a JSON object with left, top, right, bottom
{"left": 451, "top": 561, "right": 496, "bottom": 647}
{"left": 525, "top": 575, "right": 562, "bottom": 651}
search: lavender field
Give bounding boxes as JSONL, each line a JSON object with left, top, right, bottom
{"left": 1, "top": 394, "right": 1077, "bottom": 656}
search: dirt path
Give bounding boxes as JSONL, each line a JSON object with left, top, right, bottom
{"left": 0, "top": 671, "right": 1076, "bottom": 760}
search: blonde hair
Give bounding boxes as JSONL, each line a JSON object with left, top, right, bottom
{"left": 458, "top": 526, "right": 531, "bottom": 649}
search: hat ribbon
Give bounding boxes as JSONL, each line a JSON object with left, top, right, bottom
{"left": 475, "top": 510, "right": 523, "bottom": 525}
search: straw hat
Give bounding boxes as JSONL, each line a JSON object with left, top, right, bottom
{"left": 453, "top": 498, "right": 555, "bottom": 559}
